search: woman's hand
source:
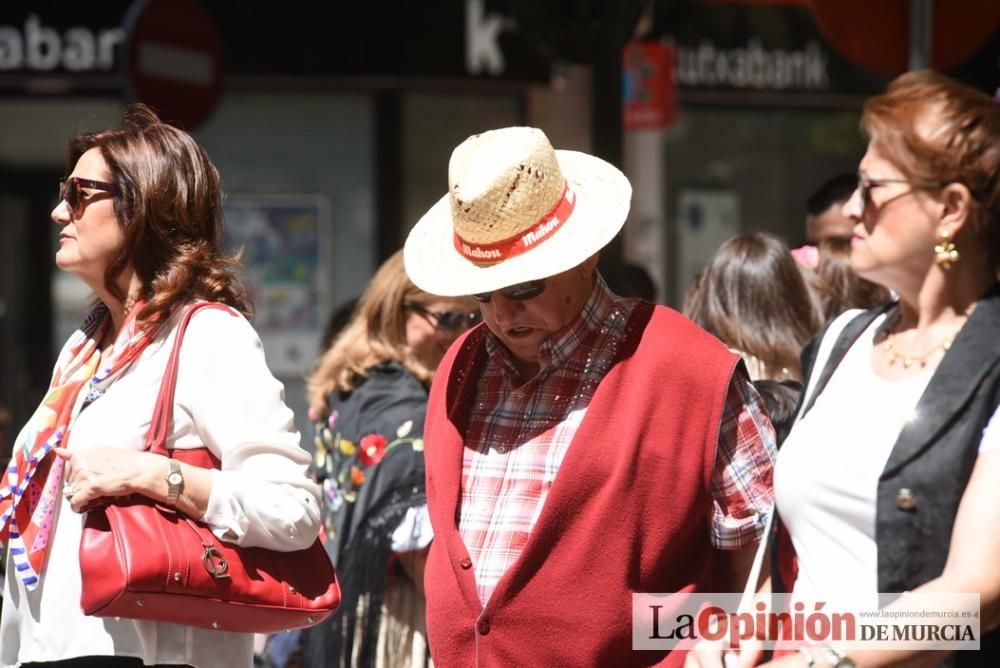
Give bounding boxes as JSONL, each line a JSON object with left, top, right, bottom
{"left": 55, "top": 447, "right": 154, "bottom": 513}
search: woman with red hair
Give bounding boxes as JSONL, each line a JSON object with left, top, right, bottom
{"left": 690, "top": 70, "right": 1000, "bottom": 668}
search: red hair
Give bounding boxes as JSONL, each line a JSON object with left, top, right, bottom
{"left": 862, "top": 70, "right": 1000, "bottom": 267}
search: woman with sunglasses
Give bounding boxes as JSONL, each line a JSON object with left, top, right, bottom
{"left": 688, "top": 71, "right": 1000, "bottom": 668}
{"left": 0, "top": 106, "right": 323, "bottom": 668}
{"left": 298, "top": 250, "right": 478, "bottom": 668}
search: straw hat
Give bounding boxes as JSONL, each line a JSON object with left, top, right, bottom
{"left": 404, "top": 127, "right": 632, "bottom": 296}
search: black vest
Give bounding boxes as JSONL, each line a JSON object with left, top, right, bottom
{"left": 790, "top": 285, "right": 1000, "bottom": 666}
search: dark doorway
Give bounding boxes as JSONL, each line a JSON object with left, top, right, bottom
{"left": 0, "top": 167, "right": 59, "bottom": 462}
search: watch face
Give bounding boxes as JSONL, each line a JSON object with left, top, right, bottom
{"left": 167, "top": 472, "right": 183, "bottom": 485}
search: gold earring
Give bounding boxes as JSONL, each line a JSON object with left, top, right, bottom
{"left": 934, "top": 230, "right": 959, "bottom": 269}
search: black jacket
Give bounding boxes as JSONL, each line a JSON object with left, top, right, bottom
{"left": 302, "top": 361, "right": 430, "bottom": 668}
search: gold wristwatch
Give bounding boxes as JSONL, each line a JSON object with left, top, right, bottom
{"left": 166, "top": 459, "right": 183, "bottom": 505}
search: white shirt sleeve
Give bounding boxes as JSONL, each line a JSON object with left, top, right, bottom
{"left": 980, "top": 405, "right": 1000, "bottom": 454}
{"left": 174, "top": 307, "right": 322, "bottom": 552}
{"left": 390, "top": 504, "right": 434, "bottom": 553}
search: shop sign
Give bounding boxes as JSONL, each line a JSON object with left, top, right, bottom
{"left": 651, "top": 0, "right": 886, "bottom": 98}
{"left": 676, "top": 39, "right": 829, "bottom": 92}
{"left": 0, "top": 2, "right": 550, "bottom": 87}
{"left": 466, "top": 0, "right": 508, "bottom": 76}
{"left": 654, "top": 0, "right": 1000, "bottom": 99}
{"left": 0, "top": 14, "right": 124, "bottom": 72}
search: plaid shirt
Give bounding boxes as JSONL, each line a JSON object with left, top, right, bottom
{"left": 459, "top": 277, "right": 776, "bottom": 605}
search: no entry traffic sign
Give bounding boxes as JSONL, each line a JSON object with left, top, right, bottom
{"left": 126, "top": 0, "right": 223, "bottom": 129}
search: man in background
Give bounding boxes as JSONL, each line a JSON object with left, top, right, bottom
{"left": 805, "top": 172, "right": 857, "bottom": 243}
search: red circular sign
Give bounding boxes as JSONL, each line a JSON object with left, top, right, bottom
{"left": 127, "top": 0, "right": 223, "bottom": 129}
{"left": 811, "top": 0, "right": 1000, "bottom": 77}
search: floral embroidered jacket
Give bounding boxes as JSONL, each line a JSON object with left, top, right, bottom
{"left": 301, "top": 361, "right": 430, "bottom": 668}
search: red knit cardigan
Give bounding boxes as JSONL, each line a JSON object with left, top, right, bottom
{"left": 422, "top": 303, "right": 740, "bottom": 667}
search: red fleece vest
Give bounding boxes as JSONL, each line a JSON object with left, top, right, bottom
{"left": 422, "top": 304, "right": 739, "bottom": 667}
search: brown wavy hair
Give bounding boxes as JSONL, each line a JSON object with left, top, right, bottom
{"left": 66, "top": 104, "right": 251, "bottom": 327}
{"left": 862, "top": 70, "right": 1000, "bottom": 269}
{"left": 306, "top": 251, "right": 438, "bottom": 415}
{"left": 808, "top": 237, "right": 892, "bottom": 323}
{"left": 683, "top": 233, "right": 821, "bottom": 381}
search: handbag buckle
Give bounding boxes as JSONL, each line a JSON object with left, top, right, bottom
{"left": 202, "top": 546, "right": 231, "bottom": 579}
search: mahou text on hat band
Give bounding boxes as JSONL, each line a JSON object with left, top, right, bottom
{"left": 453, "top": 183, "right": 576, "bottom": 263}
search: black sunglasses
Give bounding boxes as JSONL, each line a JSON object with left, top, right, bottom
{"left": 471, "top": 280, "right": 546, "bottom": 304}
{"left": 60, "top": 177, "right": 118, "bottom": 214}
{"left": 406, "top": 303, "right": 482, "bottom": 333}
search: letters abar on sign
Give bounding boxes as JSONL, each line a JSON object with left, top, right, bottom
{"left": 0, "top": 15, "right": 124, "bottom": 72}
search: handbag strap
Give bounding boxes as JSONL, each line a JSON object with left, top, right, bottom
{"left": 797, "top": 302, "right": 894, "bottom": 421}
{"left": 734, "top": 511, "right": 772, "bottom": 614}
{"left": 144, "top": 302, "right": 237, "bottom": 458}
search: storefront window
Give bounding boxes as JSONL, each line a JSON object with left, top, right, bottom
{"left": 661, "top": 106, "right": 864, "bottom": 304}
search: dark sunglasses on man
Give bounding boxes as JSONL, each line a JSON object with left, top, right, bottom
{"left": 471, "top": 279, "right": 546, "bottom": 304}
{"left": 406, "top": 303, "right": 482, "bottom": 333}
{"left": 59, "top": 177, "right": 118, "bottom": 215}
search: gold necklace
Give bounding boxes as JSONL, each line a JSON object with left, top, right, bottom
{"left": 881, "top": 317, "right": 966, "bottom": 369}
{"left": 882, "top": 333, "right": 954, "bottom": 369}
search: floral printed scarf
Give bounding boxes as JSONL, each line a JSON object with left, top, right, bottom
{"left": 0, "top": 301, "right": 158, "bottom": 590}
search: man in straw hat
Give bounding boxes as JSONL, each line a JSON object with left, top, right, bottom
{"left": 404, "top": 127, "right": 775, "bottom": 666}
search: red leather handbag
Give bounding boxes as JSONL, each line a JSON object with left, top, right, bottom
{"left": 79, "top": 302, "right": 340, "bottom": 633}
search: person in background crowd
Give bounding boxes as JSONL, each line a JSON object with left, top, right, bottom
{"left": 746, "top": 379, "right": 802, "bottom": 448}
{"left": 689, "top": 69, "right": 1000, "bottom": 668}
{"left": 298, "top": 250, "right": 478, "bottom": 668}
{"left": 255, "top": 294, "right": 364, "bottom": 668}
{"left": 796, "top": 172, "right": 890, "bottom": 325}
{"left": 0, "top": 105, "right": 321, "bottom": 668}
{"left": 805, "top": 172, "right": 858, "bottom": 244}
{"left": 403, "top": 126, "right": 776, "bottom": 666}
{"left": 683, "top": 232, "right": 819, "bottom": 446}
{"left": 684, "top": 232, "right": 821, "bottom": 384}
{"left": 805, "top": 237, "right": 892, "bottom": 325}
{"left": 608, "top": 261, "right": 658, "bottom": 302}
{"left": 318, "top": 297, "right": 360, "bottom": 355}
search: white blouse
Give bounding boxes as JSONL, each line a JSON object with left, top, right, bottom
{"left": 774, "top": 311, "right": 999, "bottom": 609}
{"left": 1, "top": 306, "right": 322, "bottom": 668}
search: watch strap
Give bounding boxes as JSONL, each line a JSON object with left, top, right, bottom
{"left": 167, "top": 459, "right": 182, "bottom": 505}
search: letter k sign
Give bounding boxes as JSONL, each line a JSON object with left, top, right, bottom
{"left": 466, "top": 0, "right": 506, "bottom": 75}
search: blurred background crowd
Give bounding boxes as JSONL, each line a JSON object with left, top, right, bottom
{"left": 3, "top": 0, "right": 1000, "bottom": 457}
